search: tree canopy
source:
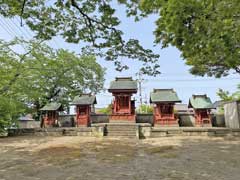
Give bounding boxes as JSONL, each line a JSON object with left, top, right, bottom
{"left": 0, "top": 39, "right": 105, "bottom": 130}
{"left": 0, "top": 0, "right": 160, "bottom": 76}
{"left": 217, "top": 85, "right": 240, "bottom": 101}
{"left": 122, "top": 0, "right": 240, "bottom": 77}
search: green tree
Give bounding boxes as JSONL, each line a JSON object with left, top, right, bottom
{"left": 136, "top": 104, "right": 153, "bottom": 114}
{"left": 217, "top": 85, "right": 240, "bottom": 101}
{"left": 98, "top": 104, "right": 112, "bottom": 115}
{"left": 121, "top": 0, "right": 240, "bottom": 77}
{"left": 0, "top": 0, "right": 160, "bottom": 76}
{"left": 0, "top": 39, "right": 105, "bottom": 130}
{"left": 0, "top": 96, "right": 26, "bottom": 133}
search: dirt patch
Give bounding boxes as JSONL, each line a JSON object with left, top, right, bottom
{"left": 0, "top": 136, "right": 240, "bottom": 180}
{"left": 36, "top": 146, "right": 82, "bottom": 165}
{"left": 34, "top": 139, "right": 138, "bottom": 164}
{"left": 143, "top": 145, "right": 178, "bottom": 159}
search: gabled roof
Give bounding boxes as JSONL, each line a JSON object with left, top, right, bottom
{"left": 150, "top": 89, "right": 181, "bottom": 103}
{"left": 108, "top": 77, "right": 137, "bottom": 92}
{"left": 188, "top": 94, "right": 214, "bottom": 109}
{"left": 40, "top": 102, "right": 62, "bottom": 111}
{"left": 71, "top": 94, "right": 97, "bottom": 105}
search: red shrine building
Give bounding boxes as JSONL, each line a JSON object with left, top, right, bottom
{"left": 71, "top": 94, "right": 97, "bottom": 127}
{"left": 108, "top": 77, "right": 137, "bottom": 123}
{"left": 150, "top": 89, "right": 181, "bottom": 126}
{"left": 188, "top": 94, "right": 214, "bottom": 127}
{"left": 40, "top": 102, "right": 63, "bottom": 127}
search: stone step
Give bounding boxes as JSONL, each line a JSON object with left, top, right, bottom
{"left": 107, "top": 132, "right": 137, "bottom": 136}
{"left": 106, "top": 125, "right": 137, "bottom": 131}
{"left": 109, "top": 120, "right": 136, "bottom": 123}
{"left": 106, "top": 122, "right": 137, "bottom": 125}
{"left": 106, "top": 127, "right": 137, "bottom": 131}
{"left": 107, "top": 130, "right": 136, "bottom": 134}
{"left": 106, "top": 129, "right": 136, "bottom": 133}
{"left": 106, "top": 123, "right": 138, "bottom": 138}
{"left": 105, "top": 135, "right": 138, "bottom": 139}
{"left": 104, "top": 123, "right": 139, "bottom": 138}
{"left": 107, "top": 133, "right": 137, "bottom": 137}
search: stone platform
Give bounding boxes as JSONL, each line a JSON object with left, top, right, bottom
{"left": 6, "top": 125, "right": 240, "bottom": 139}
{"left": 151, "top": 127, "right": 240, "bottom": 138}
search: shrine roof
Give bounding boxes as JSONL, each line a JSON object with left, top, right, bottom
{"left": 188, "top": 94, "right": 214, "bottom": 109}
{"left": 150, "top": 89, "right": 181, "bottom": 103}
{"left": 40, "top": 102, "right": 62, "bottom": 111}
{"left": 71, "top": 94, "right": 97, "bottom": 105}
{"left": 108, "top": 77, "right": 137, "bottom": 91}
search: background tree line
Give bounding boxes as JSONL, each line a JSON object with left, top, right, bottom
{"left": 0, "top": 39, "right": 105, "bottom": 131}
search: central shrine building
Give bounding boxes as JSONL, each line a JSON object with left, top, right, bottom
{"left": 108, "top": 77, "right": 137, "bottom": 123}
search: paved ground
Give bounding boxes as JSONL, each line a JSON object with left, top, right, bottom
{"left": 0, "top": 136, "right": 240, "bottom": 180}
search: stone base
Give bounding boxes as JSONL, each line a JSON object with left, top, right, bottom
{"left": 154, "top": 120, "right": 179, "bottom": 127}
{"left": 195, "top": 123, "right": 212, "bottom": 127}
{"left": 109, "top": 120, "right": 136, "bottom": 123}
{"left": 109, "top": 114, "right": 136, "bottom": 123}
{"left": 154, "top": 123, "right": 179, "bottom": 127}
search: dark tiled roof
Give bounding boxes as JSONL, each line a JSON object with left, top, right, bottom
{"left": 150, "top": 89, "right": 181, "bottom": 103}
{"left": 188, "top": 94, "right": 214, "bottom": 109}
{"left": 40, "top": 102, "right": 62, "bottom": 111}
{"left": 108, "top": 77, "right": 137, "bottom": 91}
{"left": 71, "top": 94, "right": 97, "bottom": 105}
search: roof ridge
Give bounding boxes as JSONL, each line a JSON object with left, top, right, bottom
{"left": 153, "top": 88, "right": 174, "bottom": 93}
{"left": 115, "top": 77, "right": 133, "bottom": 81}
{"left": 192, "top": 94, "right": 207, "bottom": 99}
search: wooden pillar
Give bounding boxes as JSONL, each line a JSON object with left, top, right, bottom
{"left": 128, "top": 95, "right": 131, "bottom": 114}
{"left": 76, "top": 105, "right": 80, "bottom": 127}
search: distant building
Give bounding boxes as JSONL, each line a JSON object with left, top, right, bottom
{"left": 174, "top": 104, "right": 194, "bottom": 114}
{"left": 71, "top": 94, "right": 97, "bottom": 126}
{"left": 188, "top": 94, "right": 214, "bottom": 127}
{"left": 108, "top": 77, "right": 137, "bottom": 122}
{"left": 18, "top": 114, "right": 40, "bottom": 128}
{"left": 150, "top": 89, "right": 181, "bottom": 126}
{"left": 40, "top": 102, "right": 63, "bottom": 127}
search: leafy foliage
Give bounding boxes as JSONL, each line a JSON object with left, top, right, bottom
{"left": 0, "top": 96, "right": 26, "bottom": 132}
{"left": 0, "top": 0, "right": 160, "bottom": 76}
{"left": 136, "top": 104, "right": 153, "bottom": 114}
{"left": 0, "top": 39, "right": 105, "bottom": 130}
{"left": 217, "top": 85, "right": 240, "bottom": 101}
{"left": 97, "top": 104, "right": 112, "bottom": 114}
{"left": 121, "top": 0, "right": 240, "bottom": 77}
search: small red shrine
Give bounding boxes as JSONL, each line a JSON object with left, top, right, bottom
{"left": 188, "top": 94, "right": 214, "bottom": 127}
{"left": 150, "top": 89, "right": 181, "bottom": 126}
{"left": 108, "top": 77, "right": 137, "bottom": 122}
{"left": 71, "top": 94, "right": 97, "bottom": 127}
{"left": 40, "top": 102, "right": 63, "bottom": 128}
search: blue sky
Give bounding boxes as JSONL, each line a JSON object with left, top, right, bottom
{"left": 0, "top": 4, "right": 239, "bottom": 108}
